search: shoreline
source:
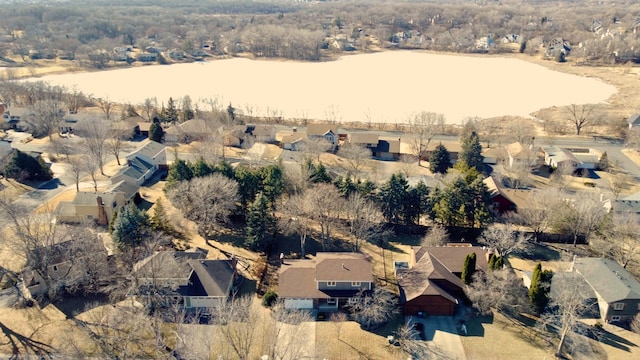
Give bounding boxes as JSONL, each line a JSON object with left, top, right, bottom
{"left": 2, "top": 49, "right": 632, "bottom": 129}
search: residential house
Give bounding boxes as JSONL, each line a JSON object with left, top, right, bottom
{"left": 134, "top": 249, "right": 239, "bottom": 309}
{"left": 164, "top": 119, "right": 219, "bottom": 143}
{"left": 137, "top": 122, "right": 151, "bottom": 138}
{"left": 398, "top": 246, "right": 488, "bottom": 316}
{"left": 483, "top": 176, "right": 517, "bottom": 214}
{"left": 306, "top": 124, "right": 339, "bottom": 151}
{"left": 502, "top": 34, "right": 520, "bottom": 43}
{"left": 278, "top": 252, "right": 373, "bottom": 310}
{"left": 2, "top": 106, "right": 32, "bottom": 130}
{"left": 347, "top": 132, "right": 379, "bottom": 153}
{"left": 423, "top": 141, "right": 461, "bottom": 163}
{"left": 245, "top": 124, "right": 276, "bottom": 143}
{"left": 56, "top": 191, "right": 126, "bottom": 225}
{"left": 281, "top": 132, "right": 307, "bottom": 151}
{"left": 475, "top": 36, "right": 495, "bottom": 51}
{"left": 373, "top": 138, "right": 401, "bottom": 160}
{"left": 137, "top": 52, "right": 158, "bottom": 62}
{"left": 225, "top": 126, "right": 247, "bottom": 147}
{"left": 627, "top": 114, "right": 640, "bottom": 129}
{"left": 573, "top": 257, "right": 640, "bottom": 323}
{"left": 111, "top": 140, "right": 166, "bottom": 186}
{"left": 24, "top": 233, "right": 110, "bottom": 297}
{"left": 482, "top": 147, "right": 504, "bottom": 165}
{"left": 546, "top": 38, "right": 571, "bottom": 57}
{"left": 541, "top": 145, "right": 580, "bottom": 170}
{"left": 607, "top": 191, "right": 640, "bottom": 214}
{"left": 506, "top": 142, "right": 538, "bottom": 168}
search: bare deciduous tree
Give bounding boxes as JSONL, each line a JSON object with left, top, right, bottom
{"left": 106, "top": 124, "right": 134, "bottom": 166}
{"left": 142, "top": 97, "right": 157, "bottom": 121}
{"left": 553, "top": 192, "right": 608, "bottom": 246}
{"left": 566, "top": 104, "right": 595, "bottom": 135}
{"left": 303, "top": 183, "right": 346, "bottom": 251}
{"left": 67, "top": 154, "right": 88, "bottom": 192}
{"left": 166, "top": 174, "right": 239, "bottom": 239}
{"left": 590, "top": 213, "right": 640, "bottom": 269}
{"left": 506, "top": 189, "right": 562, "bottom": 242}
{"left": 348, "top": 287, "right": 398, "bottom": 330}
{"left": 345, "top": 192, "right": 386, "bottom": 252}
{"left": 260, "top": 302, "right": 314, "bottom": 360}
{"left": 26, "top": 99, "right": 65, "bottom": 139}
{"left": 409, "top": 112, "right": 443, "bottom": 166}
{"left": 420, "top": 223, "right": 449, "bottom": 247}
{"left": 279, "top": 193, "right": 313, "bottom": 257}
{"left": 95, "top": 96, "right": 115, "bottom": 120}
{"left": 337, "top": 143, "right": 370, "bottom": 179}
{"left": 478, "top": 224, "right": 531, "bottom": 259}
{"left": 210, "top": 296, "right": 258, "bottom": 360}
{"left": 467, "top": 269, "right": 531, "bottom": 316}
{"left": 77, "top": 117, "right": 109, "bottom": 175}
{"left": 537, "top": 275, "right": 589, "bottom": 358}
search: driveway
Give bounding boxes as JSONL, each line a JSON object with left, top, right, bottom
{"left": 410, "top": 315, "right": 467, "bottom": 360}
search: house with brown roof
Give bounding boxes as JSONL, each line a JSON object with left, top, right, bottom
{"left": 483, "top": 176, "right": 517, "bottom": 214}
{"left": 278, "top": 252, "right": 373, "bottom": 311}
{"left": 347, "top": 133, "right": 380, "bottom": 150}
{"left": 397, "top": 246, "right": 489, "bottom": 316}
{"left": 245, "top": 124, "right": 276, "bottom": 143}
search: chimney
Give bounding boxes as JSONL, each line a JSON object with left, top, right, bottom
{"left": 96, "top": 196, "right": 108, "bottom": 226}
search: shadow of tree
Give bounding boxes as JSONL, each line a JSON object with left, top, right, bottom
{"left": 0, "top": 321, "right": 54, "bottom": 359}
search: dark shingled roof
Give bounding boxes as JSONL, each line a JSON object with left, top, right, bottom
{"left": 187, "top": 259, "right": 236, "bottom": 297}
{"left": 414, "top": 246, "right": 489, "bottom": 273}
{"left": 573, "top": 257, "right": 640, "bottom": 304}
{"left": 398, "top": 252, "right": 464, "bottom": 302}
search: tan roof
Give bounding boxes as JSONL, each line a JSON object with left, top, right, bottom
{"left": 179, "top": 119, "right": 217, "bottom": 133}
{"left": 307, "top": 123, "right": 337, "bottom": 136}
{"left": 279, "top": 267, "right": 327, "bottom": 299}
{"left": 282, "top": 132, "right": 306, "bottom": 144}
{"left": 137, "top": 122, "right": 152, "bottom": 131}
{"left": 349, "top": 133, "right": 379, "bottom": 145}
{"left": 506, "top": 142, "right": 526, "bottom": 158}
{"left": 315, "top": 252, "right": 373, "bottom": 282}
{"left": 252, "top": 125, "right": 275, "bottom": 137}
{"left": 71, "top": 191, "right": 121, "bottom": 206}
{"left": 128, "top": 139, "right": 165, "bottom": 160}
{"left": 500, "top": 188, "right": 534, "bottom": 210}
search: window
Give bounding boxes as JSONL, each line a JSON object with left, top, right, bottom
{"left": 327, "top": 298, "right": 336, "bottom": 305}
{"left": 352, "top": 281, "right": 361, "bottom": 287}
{"left": 327, "top": 281, "right": 336, "bottom": 287}
{"left": 611, "top": 316, "right": 621, "bottom": 322}
{"left": 613, "top": 303, "right": 625, "bottom": 311}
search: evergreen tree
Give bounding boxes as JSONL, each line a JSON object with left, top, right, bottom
{"left": 244, "top": 193, "right": 275, "bottom": 251}
{"left": 379, "top": 173, "right": 410, "bottom": 224}
{"left": 149, "top": 122, "right": 164, "bottom": 142}
{"left": 429, "top": 143, "right": 452, "bottom": 174}
{"left": 459, "top": 131, "right": 484, "bottom": 173}
{"left": 150, "top": 198, "right": 171, "bottom": 233}
{"left": 311, "top": 162, "right": 332, "bottom": 183}
{"left": 493, "top": 256, "right": 503, "bottom": 270}
{"left": 109, "top": 209, "right": 118, "bottom": 234}
{"left": 336, "top": 174, "right": 357, "bottom": 198}
{"left": 529, "top": 263, "right": 554, "bottom": 314}
{"left": 112, "top": 204, "right": 151, "bottom": 250}
{"left": 161, "top": 97, "right": 179, "bottom": 123}
{"left": 214, "top": 160, "right": 235, "bottom": 179}
{"left": 1, "top": 149, "right": 53, "bottom": 181}
{"left": 235, "top": 166, "right": 262, "bottom": 212}
{"left": 461, "top": 252, "right": 477, "bottom": 284}
{"left": 488, "top": 254, "right": 496, "bottom": 270}
{"left": 190, "top": 157, "right": 212, "bottom": 178}
{"left": 404, "top": 181, "right": 430, "bottom": 225}
{"left": 260, "top": 164, "right": 286, "bottom": 207}
{"left": 356, "top": 179, "right": 377, "bottom": 200}
{"left": 227, "top": 103, "right": 236, "bottom": 123}
{"left": 165, "top": 159, "right": 193, "bottom": 190}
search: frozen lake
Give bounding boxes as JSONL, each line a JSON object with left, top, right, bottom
{"left": 32, "top": 51, "right": 617, "bottom": 124}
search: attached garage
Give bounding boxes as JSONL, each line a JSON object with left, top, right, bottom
{"left": 284, "top": 298, "right": 313, "bottom": 309}
{"left": 403, "top": 295, "right": 457, "bottom": 316}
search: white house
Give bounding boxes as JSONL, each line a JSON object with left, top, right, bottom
{"left": 111, "top": 140, "right": 166, "bottom": 186}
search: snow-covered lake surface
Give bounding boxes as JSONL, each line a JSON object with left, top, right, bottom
{"left": 32, "top": 51, "right": 617, "bottom": 124}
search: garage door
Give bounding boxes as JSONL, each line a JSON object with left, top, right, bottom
{"left": 284, "top": 298, "right": 313, "bottom": 309}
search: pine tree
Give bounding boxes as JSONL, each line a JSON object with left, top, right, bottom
{"left": 190, "top": 157, "right": 212, "bottom": 178}
{"left": 459, "top": 131, "right": 484, "bottom": 173}
{"left": 165, "top": 159, "right": 193, "bottom": 189}
{"left": 150, "top": 198, "right": 170, "bottom": 233}
{"left": 311, "top": 162, "right": 332, "bottom": 183}
{"left": 493, "top": 256, "right": 503, "bottom": 270}
{"left": 461, "top": 252, "right": 477, "bottom": 284}
{"left": 109, "top": 209, "right": 118, "bottom": 234}
{"left": 245, "top": 193, "right": 275, "bottom": 251}
{"left": 112, "top": 204, "right": 151, "bottom": 250}
{"left": 429, "top": 143, "right": 452, "bottom": 174}
{"left": 379, "top": 173, "right": 410, "bottom": 224}
{"left": 149, "top": 122, "right": 164, "bottom": 142}
{"left": 488, "top": 254, "right": 496, "bottom": 270}
{"left": 529, "top": 263, "right": 554, "bottom": 314}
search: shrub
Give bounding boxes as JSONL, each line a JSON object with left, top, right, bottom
{"left": 262, "top": 291, "right": 278, "bottom": 307}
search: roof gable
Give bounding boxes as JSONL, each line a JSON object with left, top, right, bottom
{"left": 315, "top": 252, "right": 373, "bottom": 282}
{"left": 188, "top": 259, "right": 235, "bottom": 297}
{"left": 307, "top": 124, "right": 337, "bottom": 136}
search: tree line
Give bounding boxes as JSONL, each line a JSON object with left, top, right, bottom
{"left": 2, "top": 0, "right": 640, "bottom": 67}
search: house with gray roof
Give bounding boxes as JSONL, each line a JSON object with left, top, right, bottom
{"left": 278, "top": 252, "right": 373, "bottom": 311}
{"left": 134, "top": 249, "right": 238, "bottom": 309}
{"left": 609, "top": 191, "right": 640, "bottom": 214}
{"left": 573, "top": 257, "right": 640, "bottom": 322}
{"left": 112, "top": 140, "right": 166, "bottom": 186}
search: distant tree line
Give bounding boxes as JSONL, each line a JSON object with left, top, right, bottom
{"left": 1, "top": 0, "right": 640, "bottom": 67}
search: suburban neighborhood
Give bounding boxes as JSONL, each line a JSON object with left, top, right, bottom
{"left": 3, "top": 0, "right": 640, "bottom": 359}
